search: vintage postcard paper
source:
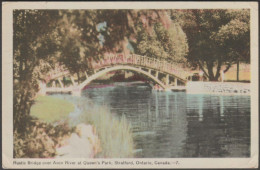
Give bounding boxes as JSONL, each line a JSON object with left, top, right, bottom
{"left": 2, "top": 1, "right": 259, "bottom": 169}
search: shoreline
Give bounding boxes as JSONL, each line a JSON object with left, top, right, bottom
{"left": 55, "top": 123, "right": 101, "bottom": 158}
{"left": 27, "top": 95, "right": 102, "bottom": 158}
{"left": 52, "top": 95, "right": 134, "bottom": 158}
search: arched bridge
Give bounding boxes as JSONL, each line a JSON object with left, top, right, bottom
{"left": 40, "top": 54, "right": 191, "bottom": 96}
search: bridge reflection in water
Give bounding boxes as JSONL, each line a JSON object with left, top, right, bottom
{"left": 65, "top": 83, "right": 250, "bottom": 158}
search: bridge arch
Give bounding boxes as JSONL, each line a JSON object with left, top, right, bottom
{"left": 79, "top": 65, "right": 167, "bottom": 90}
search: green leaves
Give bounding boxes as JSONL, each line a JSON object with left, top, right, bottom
{"left": 13, "top": 10, "right": 61, "bottom": 131}
{"left": 171, "top": 9, "right": 250, "bottom": 80}
{"left": 212, "top": 9, "right": 250, "bottom": 64}
{"left": 133, "top": 17, "right": 188, "bottom": 62}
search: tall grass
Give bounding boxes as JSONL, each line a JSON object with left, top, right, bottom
{"left": 78, "top": 101, "right": 134, "bottom": 158}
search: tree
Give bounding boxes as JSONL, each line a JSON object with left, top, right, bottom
{"left": 213, "top": 9, "right": 250, "bottom": 81}
{"left": 57, "top": 10, "right": 133, "bottom": 77}
{"left": 96, "top": 10, "right": 188, "bottom": 62}
{"left": 171, "top": 9, "right": 250, "bottom": 81}
{"left": 57, "top": 11, "right": 100, "bottom": 83}
{"left": 13, "top": 10, "right": 60, "bottom": 132}
{"left": 132, "top": 21, "right": 188, "bottom": 62}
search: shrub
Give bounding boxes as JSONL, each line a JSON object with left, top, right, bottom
{"left": 14, "top": 116, "right": 73, "bottom": 158}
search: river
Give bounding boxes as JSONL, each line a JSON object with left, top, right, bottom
{"left": 55, "top": 82, "right": 250, "bottom": 158}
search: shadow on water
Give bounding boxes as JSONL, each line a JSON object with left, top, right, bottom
{"left": 55, "top": 82, "right": 250, "bottom": 158}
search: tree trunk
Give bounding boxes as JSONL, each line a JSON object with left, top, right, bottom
{"left": 197, "top": 61, "right": 209, "bottom": 78}
{"left": 77, "top": 72, "right": 80, "bottom": 85}
{"left": 214, "top": 59, "right": 222, "bottom": 81}
{"left": 237, "top": 60, "right": 239, "bottom": 82}
{"left": 208, "top": 69, "right": 215, "bottom": 81}
{"left": 214, "top": 71, "right": 221, "bottom": 81}
{"left": 207, "top": 61, "right": 215, "bottom": 81}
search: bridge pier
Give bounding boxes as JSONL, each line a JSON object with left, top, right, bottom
{"left": 174, "top": 78, "right": 178, "bottom": 86}
{"left": 52, "top": 81, "right": 56, "bottom": 88}
{"left": 166, "top": 74, "right": 169, "bottom": 86}
{"left": 72, "top": 88, "right": 81, "bottom": 96}
{"left": 38, "top": 81, "right": 47, "bottom": 96}
{"left": 70, "top": 76, "right": 76, "bottom": 86}
{"left": 164, "top": 88, "right": 172, "bottom": 92}
{"left": 58, "top": 77, "right": 64, "bottom": 88}
{"left": 155, "top": 71, "right": 159, "bottom": 78}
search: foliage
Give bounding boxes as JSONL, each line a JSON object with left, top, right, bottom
{"left": 14, "top": 116, "right": 72, "bottom": 158}
{"left": 213, "top": 9, "right": 250, "bottom": 63}
{"left": 13, "top": 10, "right": 60, "bottom": 132}
{"left": 133, "top": 22, "right": 188, "bottom": 62}
{"left": 97, "top": 10, "right": 188, "bottom": 62}
{"left": 30, "top": 95, "right": 74, "bottom": 123}
{"left": 96, "top": 10, "right": 133, "bottom": 52}
{"left": 57, "top": 10, "right": 102, "bottom": 81}
{"left": 170, "top": 9, "right": 250, "bottom": 81}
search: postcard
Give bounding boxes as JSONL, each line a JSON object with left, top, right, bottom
{"left": 2, "top": 1, "right": 258, "bottom": 169}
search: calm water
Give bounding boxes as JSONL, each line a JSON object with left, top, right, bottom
{"left": 63, "top": 82, "right": 251, "bottom": 158}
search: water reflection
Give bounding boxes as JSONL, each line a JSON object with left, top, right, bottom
{"left": 78, "top": 83, "right": 250, "bottom": 158}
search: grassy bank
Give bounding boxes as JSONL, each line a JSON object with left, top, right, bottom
{"left": 219, "top": 63, "right": 250, "bottom": 81}
{"left": 30, "top": 95, "right": 74, "bottom": 123}
{"left": 225, "top": 70, "right": 250, "bottom": 81}
{"left": 78, "top": 102, "right": 134, "bottom": 158}
{"left": 30, "top": 95, "right": 134, "bottom": 158}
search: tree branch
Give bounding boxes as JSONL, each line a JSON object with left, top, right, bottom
{"left": 223, "top": 63, "right": 232, "bottom": 73}
{"left": 197, "top": 60, "right": 209, "bottom": 78}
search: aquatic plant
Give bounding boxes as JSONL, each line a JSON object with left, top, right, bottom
{"left": 78, "top": 102, "right": 134, "bottom": 158}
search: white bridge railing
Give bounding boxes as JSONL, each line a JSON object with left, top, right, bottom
{"left": 45, "top": 53, "right": 190, "bottom": 81}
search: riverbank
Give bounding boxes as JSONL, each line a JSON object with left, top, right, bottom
{"left": 62, "top": 95, "right": 135, "bottom": 158}
{"left": 55, "top": 123, "right": 101, "bottom": 158}
{"left": 28, "top": 95, "right": 134, "bottom": 158}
